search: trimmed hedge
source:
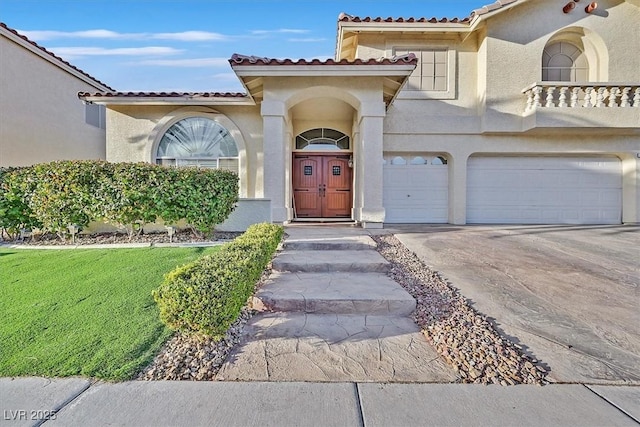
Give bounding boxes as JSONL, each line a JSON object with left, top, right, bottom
{"left": 0, "top": 160, "right": 238, "bottom": 239}
{"left": 152, "top": 223, "right": 284, "bottom": 338}
{"left": 0, "top": 167, "right": 41, "bottom": 239}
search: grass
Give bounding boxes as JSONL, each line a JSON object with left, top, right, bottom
{"left": 0, "top": 246, "right": 219, "bottom": 381}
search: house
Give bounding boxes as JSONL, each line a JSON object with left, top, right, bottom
{"left": 0, "top": 23, "right": 113, "bottom": 167}
{"left": 79, "top": 0, "right": 640, "bottom": 228}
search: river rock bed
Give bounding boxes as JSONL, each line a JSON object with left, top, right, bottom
{"left": 137, "top": 307, "right": 254, "bottom": 381}
{"left": 138, "top": 232, "right": 548, "bottom": 384}
{"left": 1, "top": 230, "right": 242, "bottom": 246}
{"left": 371, "top": 234, "right": 548, "bottom": 385}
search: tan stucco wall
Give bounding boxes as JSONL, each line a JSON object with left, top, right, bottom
{"left": 0, "top": 34, "right": 107, "bottom": 167}
{"left": 102, "top": 0, "right": 639, "bottom": 226}
{"left": 349, "top": 0, "right": 640, "bottom": 223}
{"left": 481, "top": 0, "right": 640, "bottom": 130}
{"left": 105, "top": 104, "right": 263, "bottom": 198}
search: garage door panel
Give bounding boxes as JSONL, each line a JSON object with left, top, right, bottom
{"left": 467, "top": 157, "right": 621, "bottom": 225}
{"left": 384, "top": 163, "right": 448, "bottom": 223}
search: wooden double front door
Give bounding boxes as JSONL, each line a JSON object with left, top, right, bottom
{"left": 293, "top": 154, "right": 352, "bottom": 218}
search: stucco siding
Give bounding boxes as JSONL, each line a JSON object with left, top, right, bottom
{"left": 0, "top": 34, "right": 106, "bottom": 167}
{"left": 106, "top": 104, "right": 263, "bottom": 198}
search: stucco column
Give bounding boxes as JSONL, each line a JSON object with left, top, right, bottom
{"left": 357, "top": 102, "right": 386, "bottom": 229}
{"left": 261, "top": 100, "right": 289, "bottom": 223}
{"left": 621, "top": 154, "right": 640, "bottom": 224}
{"left": 449, "top": 153, "right": 469, "bottom": 225}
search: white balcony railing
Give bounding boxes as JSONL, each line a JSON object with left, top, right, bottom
{"left": 523, "top": 83, "right": 640, "bottom": 112}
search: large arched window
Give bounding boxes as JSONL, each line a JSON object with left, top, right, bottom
{"left": 542, "top": 42, "right": 588, "bottom": 82}
{"left": 295, "top": 128, "right": 350, "bottom": 151}
{"left": 156, "top": 117, "right": 239, "bottom": 172}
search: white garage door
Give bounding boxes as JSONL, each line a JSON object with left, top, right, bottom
{"left": 467, "top": 156, "right": 622, "bottom": 224}
{"left": 383, "top": 155, "right": 448, "bottom": 223}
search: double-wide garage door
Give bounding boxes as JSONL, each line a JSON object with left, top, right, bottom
{"left": 467, "top": 156, "right": 622, "bottom": 224}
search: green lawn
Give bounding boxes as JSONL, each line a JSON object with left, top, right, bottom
{"left": 0, "top": 246, "right": 218, "bottom": 381}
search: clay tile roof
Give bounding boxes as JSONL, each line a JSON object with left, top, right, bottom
{"left": 337, "top": 12, "right": 472, "bottom": 24}
{"left": 229, "top": 53, "right": 418, "bottom": 66}
{"left": 77, "top": 91, "right": 248, "bottom": 98}
{"left": 1, "top": 22, "right": 114, "bottom": 91}
{"left": 470, "top": 0, "right": 519, "bottom": 17}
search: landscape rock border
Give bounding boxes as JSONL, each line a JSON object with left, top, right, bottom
{"left": 0, "top": 230, "right": 242, "bottom": 246}
{"left": 138, "top": 232, "right": 548, "bottom": 384}
{"left": 371, "top": 234, "right": 548, "bottom": 385}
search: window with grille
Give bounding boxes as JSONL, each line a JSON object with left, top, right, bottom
{"left": 395, "top": 48, "right": 448, "bottom": 91}
{"left": 155, "top": 117, "right": 239, "bottom": 173}
{"left": 542, "top": 42, "right": 588, "bottom": 82}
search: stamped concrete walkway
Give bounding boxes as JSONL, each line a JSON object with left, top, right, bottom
{"left": 216, "top": 225, "right": 456, "bottom": 382}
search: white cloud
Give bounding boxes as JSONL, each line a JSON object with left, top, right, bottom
{"left": 19, "top": 29, "right": 144, "bottom": 41}
{"left": 288, "top": 38, "right": 327, "bottom": 43}
{"left": 250, "top": 28, "right": 309, "bottom": 35}
{"left": 50, "top": 46, "right": 182, "bottom": 58}
{"left": 136, "top": 58, "right": 229, "bottom": 67}
{"left": 19, "top": 29, "right": 227, "bottom": 42}
{"left": 151, "top": 31, "right": 227, "bottom": 41}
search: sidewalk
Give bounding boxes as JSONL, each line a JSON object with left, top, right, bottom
{"left": 1, "top": 377, "right": 638, "bottom": 427}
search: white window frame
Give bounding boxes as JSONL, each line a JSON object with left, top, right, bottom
{"left": 392, "top": 45, "right": 457, "bottom": 100}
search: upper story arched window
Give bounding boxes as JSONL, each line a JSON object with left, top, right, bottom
{"left": 156, "top": 117, "right": 239, "bottom": 173}
{"left": 542, "top": 41, "right": 588, "bottom": 82}
{"left": 295, "top": 128, "right": 350, "bottom": 151}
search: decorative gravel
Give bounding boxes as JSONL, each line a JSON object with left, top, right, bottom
{"left": 137, "top": 307, "right": 254, "bottom": 381}
{"left": 136, "top": 231, "right": 547, "bottom": 384}
{"left": 1, "top": 230, "right": 242, "bottom": 246}
{"left": 371, "top": 234, "right": 548, "bottom": 385}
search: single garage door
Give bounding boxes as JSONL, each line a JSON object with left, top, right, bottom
{"left": 383, "top": 155, "right": 448, "bottom": 223}
{"left": 467, "top": 156, "right": 622, "bottom": 224}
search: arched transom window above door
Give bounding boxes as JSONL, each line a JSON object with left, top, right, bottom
{"left": 156, "top": 117, "right": 239, "bottom": 172}
{"left": 295, "top": 128, "right": 350, "bottom": 151}
{"left": 542, "top": 42, "right": 588, "bottom": 82}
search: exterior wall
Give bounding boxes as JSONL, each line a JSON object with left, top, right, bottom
{"left": 105, "top": 104, "right": 263, "bottom": 198}
{"left": 99, "top": 0, "right": 639, "bottom": 228}
{"left": 351, "top": 0, "right": 640, "bottom": 224}
{"left": 0, "top": 34, "right": 107, "bottom": 167}
{"left": 482, "top": 0, "right": 640, "bottom": 131}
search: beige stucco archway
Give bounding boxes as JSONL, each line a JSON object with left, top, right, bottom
{"left": 147, "top": 106, "right": 249, "bottom": 198}
{"left": 260, "top": 81, "right": 388, "bottom": 227}
{"left": 544, "top": 26, "right": 609, "bottom": 81}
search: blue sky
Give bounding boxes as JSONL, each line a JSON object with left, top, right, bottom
{"left": 2, "top": 0, "right": 487, "bottom": 92}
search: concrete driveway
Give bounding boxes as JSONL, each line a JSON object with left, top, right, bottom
{"left": 386, "top": 225, "right": 640, "bottom": 384}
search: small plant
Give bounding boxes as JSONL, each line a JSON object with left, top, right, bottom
{"left": 152, "top": 223, "right": 284, "bottom": 338}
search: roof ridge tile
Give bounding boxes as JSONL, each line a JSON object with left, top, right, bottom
{"left": 229, "top": 53, "right": 418, "bottom": 67}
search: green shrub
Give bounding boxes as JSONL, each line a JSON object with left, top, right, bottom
{"left": 0, "top": 160, "right": 239, "bottom": 240}
{"left": 26, "top": 161, "right": 104, "bottom": 238}
{"left": 0, "top": 167, "right": 40, "bottom": 239}
{"left": 152, "top": 223, "right": 284, "bottom": 338}
{"left": 156, "top": 167, "right": 239, "bottom": 237}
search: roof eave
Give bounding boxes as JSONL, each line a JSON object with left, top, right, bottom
{"left": 337, "top": 21, "right": 472, "bottom": 33}
{"left": 1, "top": 24, "right": 113, "bottom": 92}
{"left": 231, "top": 64, "right": 417, "bottom": 78}
{"left": 78, "top": 95, "right": 256, "bottom": 106}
